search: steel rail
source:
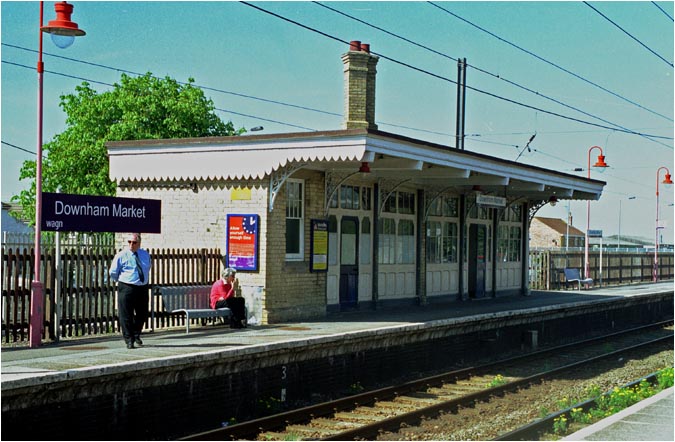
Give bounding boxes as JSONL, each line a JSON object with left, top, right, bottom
{"left": 181, "top": 320, "right": 672, "bottom": 441}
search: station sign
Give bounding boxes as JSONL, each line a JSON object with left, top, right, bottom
{"left": 41, "top": 192, "right": 161, "bottom": 233}
{"left": 476, "top": 195, "right": 506, "bottom": 208}
{"left": 587, "top": 229, "right": 603, "bottom": 238}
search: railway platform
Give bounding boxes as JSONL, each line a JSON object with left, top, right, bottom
{"left": 2, "top": 281, "right": 672, "bottom": 386}
{"left": 564, "top": 386, "right": 674, "bottom": 441}
{"left": 1, "top": 281, "right": 673, "bottom": 440}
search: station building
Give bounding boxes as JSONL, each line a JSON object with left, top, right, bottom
{"left": 106, "top": 42, "right": 606, "bottom": 324}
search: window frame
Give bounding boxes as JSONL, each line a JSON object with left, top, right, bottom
{"left": 285, "top": 178, "right": 305, "bottom": 261}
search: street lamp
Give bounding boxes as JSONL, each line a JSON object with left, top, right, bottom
{"left": 654, "top": 167, "right": 673, "bottom": 282}
{"left": 30, "top": 1, "right": 85, "bottom": 348}
{"left": 618, "top": 196, "right": 636, "bottom": 250}
{"left": 584, "top": 146, "right": 608, "bottom": 280}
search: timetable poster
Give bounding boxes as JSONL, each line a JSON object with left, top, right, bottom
{"left": 226, "top": 214, "right": 259, "bottom": 271}
{"left": 310, "top": 219, "right": 329, "bottom": 272}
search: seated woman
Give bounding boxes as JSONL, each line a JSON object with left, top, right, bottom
{"left": 210, "top": 267, "right": 247, "bottom": 328}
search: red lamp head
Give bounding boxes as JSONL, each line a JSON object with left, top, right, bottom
{"left": 41, "top": 2, "right": 86, "bottom": 36}
{"left": 593, "top": 154, "right": 608, "bottom": 168}
{"left": 358, "top": 162, "right": 370, "bottom": 174}
{"left": 663, "top": 173, "right": 673, "bottom": 186}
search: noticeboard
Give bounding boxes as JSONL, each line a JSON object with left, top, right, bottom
{"left": 310, "top": 219, "right": 329, "bottom": 272}
{"left": 226, "top": 214, "right": 259, "bottom": 271}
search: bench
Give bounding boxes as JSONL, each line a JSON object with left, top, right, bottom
{"left": 563, "top": 268, "right": 593, "bottom": 290}
{"left": 153, "top": 285, "right": 232, "bottom": 333}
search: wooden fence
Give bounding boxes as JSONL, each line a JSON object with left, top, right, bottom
{"left": 3, "top": 244, "right": 673, "bottom": 344}
{"left": 2, "top": 245, "right": 222, "bottom": 344}
{"left": 529, "top": 249, "right": 674, "bottom": 290}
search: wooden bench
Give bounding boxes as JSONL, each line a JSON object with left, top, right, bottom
{"left": 153, "top": 285, "right": 232, "bottom": 333}
{"left": 563, "top": 268, "right": 593, "bottom": 290}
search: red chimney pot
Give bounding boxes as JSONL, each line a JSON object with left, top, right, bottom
{"left": 349, "top": 40, "right": 361, "bottom": 52}
{"left": 361, "top": 43, "right": 370, "bottom": 53}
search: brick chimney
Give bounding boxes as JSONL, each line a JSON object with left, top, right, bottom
{"left": 342, "top": 40, "right": 379, "bottom": 130}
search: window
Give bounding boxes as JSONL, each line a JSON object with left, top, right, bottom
{"left": 443, "top": 222, "right": 459, "bottom": 263}
{"left": 361, "top": 187, "right": 372, "bottom": 211}
{"left": 398, "top": 191, "right": 415, "bottom": 214}
{"left": 443, "top": 197, "right": 459, "bottom": 217}
{"left": 497, "top": 225, "right": 521, "bottom": 262}
{"left": 426, "top": 221, "right": 458, "bottom": 264}
{"left": 397, "top": 220, "right": 415, "bottom": 263}
{"left": 378, "top": 218, "right": 396, "bottom": 264}
{"left": 340, "top": 185, "right": 360, "bottom": 210}
{"left": 426, "top": 221, "right": 442, "bottom": 263}
{"left": 285, "top": 179, "right": 304, "bottom": 260}
{"left": 509, "top": 226, "right": 521, "bottom": 261}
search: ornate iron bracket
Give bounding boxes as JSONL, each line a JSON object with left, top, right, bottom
{"left": 269, "top": 162, "right": 308, "bottom": 212}
{"left": 324, "top": 170, "right": 359, "bottom": 216}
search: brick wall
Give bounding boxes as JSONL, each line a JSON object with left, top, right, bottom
{"left": 118, "top": 171, "right": 330, "bottom": 324}
{"left": 529, "top": 219, "right": 558, "bottom": 249}
{"left": 117, "top": 180, "right": 268, "bottom": 313}
{"left": 264, "top": 170, "right": 327, "bottom": 322}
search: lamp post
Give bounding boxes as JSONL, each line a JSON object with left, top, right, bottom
{"left": 30, "top": 1, "right": 85, "bottom": 348}
{"left": 654, "top": 167, "right": 673, "bottom": 282}
{"left": 618, "top": 196, "right": 636, "bottom": 250}
{"left": 584, "top": 146, "right": 608, "bottom": 280}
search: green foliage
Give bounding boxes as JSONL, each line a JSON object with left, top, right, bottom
{"left": 348, "top": 381, "right": 364, "bottom": 394}
{"left": 556, "top": 367, "right": 674, "bottom": 437}
{"left": 257, "top": 396, "right": 283, "bottom": 415}
{"left": 13, "top": 73, "right": 245, "bottom": 223}
{"left": 552, "top": 414, "right": 568, "bottom": 435}
{"left": 485, "top": 374, "right": 507, "bottom": 388}
{"left": 657, "top": 367, "right": 673, "bottom": 388}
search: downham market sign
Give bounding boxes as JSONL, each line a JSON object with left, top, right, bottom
{"left": 41, "top": 192, "right": 161, "bottom": 233}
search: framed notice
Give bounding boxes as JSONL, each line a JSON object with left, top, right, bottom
{"left": 310, "top": 219, "right": 329, "bottom": 273}
{"left": 226, "top": 214, "right": 259, "bottom": 271}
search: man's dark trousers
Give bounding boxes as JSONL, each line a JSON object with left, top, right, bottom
{"left": 117, "top": 281, "right": 149, "bottom": 343}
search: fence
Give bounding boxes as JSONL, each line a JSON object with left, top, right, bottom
{"left": 2, "top": 244, "right": 222, "bottom": 344}
{"left": 3, "top": 243, "right": 673, "bottom": 344}
{"left": 529, "top": 249, "right": 674, "bottom": 290}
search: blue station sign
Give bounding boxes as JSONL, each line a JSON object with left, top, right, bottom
{"left": 41, "top": 192, "right": 161, "bottom": 233}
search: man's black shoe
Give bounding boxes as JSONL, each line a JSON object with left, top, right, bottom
{"left": 126, "top": 341, "right": 135, "bottom": 349}
{"left": 134, "top": 337, "right": 143, "bottom": 346}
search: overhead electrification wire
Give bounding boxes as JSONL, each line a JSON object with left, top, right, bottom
{"left": 652, "top": 1, "right": 674, "bottom": 21}
{"left": 427, "top": 1, "right": 674, "bottom": 123}
{"left": 313, "top": 1, "right": 672, "bottom": 148}
{"left": 584, "top": 1, "right": 673, "bottom": 67}
{"left": 1, "top": 59, "right": 318, "bottom": 132}
{"left": 241, "top": 1, "right": 673, "bottom": 147}
{"left": 2, "top": 43, "right": 341, "bottom": 119}
{"left": 2, "top": 140, "right": 38, "bottom": 156}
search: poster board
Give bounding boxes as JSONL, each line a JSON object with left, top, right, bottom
{"left": 310, "top": 219, "right": 329, "bottom": 272}
{"left": 226, "top": 214, "right": 259, "bottom": 271}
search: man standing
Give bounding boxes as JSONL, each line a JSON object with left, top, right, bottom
{"left": 109, "top": 232, "right": 151, "bottom": 349}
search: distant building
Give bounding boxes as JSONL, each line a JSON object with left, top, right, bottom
{"left": 1, "top": 202, "right": 32, "bottom": 237}
{"left": 530, "top": 216, "right": 584, "bottom": 249}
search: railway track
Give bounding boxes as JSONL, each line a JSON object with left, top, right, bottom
{"left": 182, "top": 321, "right": 673, "bottom": 441}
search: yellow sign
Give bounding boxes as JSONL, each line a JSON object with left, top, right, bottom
{"left": 231, "top": 188, "right": 252, "bottom": 200}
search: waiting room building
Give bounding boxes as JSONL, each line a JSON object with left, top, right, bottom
{"left": 106, "top": 42, "right": 606, "bottom": 324}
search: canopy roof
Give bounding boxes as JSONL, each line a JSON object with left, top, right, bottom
{"left": 107, "top": 128, "right": 605, "bottom": 202}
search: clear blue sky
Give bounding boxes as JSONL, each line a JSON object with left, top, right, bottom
{"left": 2, "top": 1, "right": 673, "bottom": 241}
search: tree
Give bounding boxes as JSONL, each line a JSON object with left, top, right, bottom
{"left": 13, "top": 73, "right": 245, "bottom": 223}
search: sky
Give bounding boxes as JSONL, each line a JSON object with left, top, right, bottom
{"left": 1, "top": 1, "right": 673, "bottom": 242}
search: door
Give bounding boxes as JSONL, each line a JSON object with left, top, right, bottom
{"left": 468, "top": 224, "right": 486, "bottom": 298}
{"left": 339, "top": 217, "right": 359, "bottom": 310}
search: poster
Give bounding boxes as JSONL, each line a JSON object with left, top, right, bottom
{"left": 310, "top": 219, "right": 329, "bottom": 272}
{"left": 226, "top": 214, "right": 259, "bottom": 271}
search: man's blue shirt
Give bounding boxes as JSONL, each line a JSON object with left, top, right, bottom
{"left": 109, "top": 248, "right": 151, "bottom": 285}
